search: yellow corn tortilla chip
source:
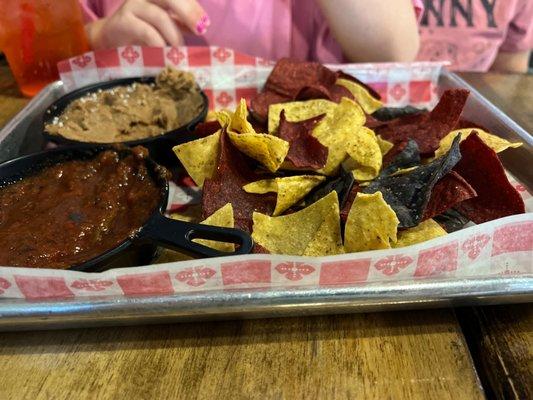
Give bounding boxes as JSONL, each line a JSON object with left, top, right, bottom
{"left": 170, "top": 204, "right": 203, "bottom": 223}
{"left": 393, "top": 219, "right": 447, "bottom": 248}
{"left": 216, "top": 110, "right": 233, "bottom": 129}
{"left": 243, "top": 175, "right": 326, "bottom": 216}
{"left": 435, "top": 128, "right": 522, "bottom": 158}
{"left": 313, "top": 97, "right": 366, "bottom": 175}
{"left": 268, "top": 99, "right": 336, "bottom": 134}
{"left": 335, "top": 78, "right": 384, "bottom": 114}
{"left": 205, "top": 110, "right": 218, "bottom": 122}
{"left": 244, "top": 179, "right": 278, "bottom": 193}
{"left": 156, "top": 248, "right": 193, "bottom": 263}
{"left": 344, "top": 192, "right": 399, "bottom": 252}
{"left": 389, "top": 166, "right": 418, "bottom": 177}
{"left": 173, "top": 130, "right": 220, "bottom": 187}
{"left": 252, "top": 191, "right": 344, "bottom": 256}
{"left": 229, "top": 99, "right": 255, "bottom": 134}
{"left": 343, "top": 127, "right": 382, "bottom": 181}
{"left": 228, "top": 131, "right": 289, "bottom": 172}
{"left": 194, "top": 203, "right": 235, "bottom": 252}
{"left": 377, "top": 135, "right": 394, "bottom": 156}
{"left": 160, "top": 203, "right": 235, "bottom": 262}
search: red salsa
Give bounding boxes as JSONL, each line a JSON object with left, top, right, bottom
{"left": 0, "top": 147, "right": 162, "bottom": 269}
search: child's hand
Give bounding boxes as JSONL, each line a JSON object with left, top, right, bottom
{"left": 86, "top": 0, "right": 210, "bottom": 49}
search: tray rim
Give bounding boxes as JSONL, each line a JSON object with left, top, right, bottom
{"left": 0, "top": 81, "right": 64, "bottom": 145}
{"left": 0, "top": 275, "right": 531, "bottom": 331}
{"left": 0, "top": 69, "right": 531, "bottom": 331}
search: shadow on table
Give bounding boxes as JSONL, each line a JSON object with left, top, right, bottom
{"left": 0, "top": 308, "right": 460, "bottom": 356}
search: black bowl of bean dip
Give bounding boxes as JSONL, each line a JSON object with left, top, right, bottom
{"left": 0, "top": 145, "right": 252, "bottom": 271}
{"left": 42, "top": 67, "right": 208, "bottom": 167}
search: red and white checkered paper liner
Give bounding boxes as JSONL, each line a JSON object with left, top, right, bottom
{"left": 57, "top": 46, "right": 445, "bottom": 109}
{"left": 0, "top": 47, "right": 530, "bottom": 300}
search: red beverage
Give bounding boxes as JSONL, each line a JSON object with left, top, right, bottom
{"left": 0, "top": 0, "right": 89, "bottom": 97}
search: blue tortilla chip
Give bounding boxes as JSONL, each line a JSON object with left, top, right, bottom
{"left": 305, "top": 167, "right": 355, "bottom": 210}
{"left": 381, "top": 139, "right": 421, "bottom": 176}
{"left": 364, "top": 135, "right": 462, "bottom": 228}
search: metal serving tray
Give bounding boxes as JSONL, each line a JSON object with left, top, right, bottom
{"left": 0, "top": 71, "right": 531, "bottom": 331}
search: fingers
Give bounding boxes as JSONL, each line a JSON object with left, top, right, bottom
{"left": 92, "top": 14, "right": 166, "bottom": 49}
{"left": 130, "top": 18, "right": 167, "bottom": 47}
{"left": 150, "top": 0, "right": 210, "bottom": 35}
{"left": 132, "top": 2, "right": 184, "bottom": 46}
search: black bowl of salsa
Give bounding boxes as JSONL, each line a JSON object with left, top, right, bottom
{"left": 41, "top": 69, "right": 208, "bottom": 168}
{"left": 0, "top": 145, "right": 252, "bottom": 271}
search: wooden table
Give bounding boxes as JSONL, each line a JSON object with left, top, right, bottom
{"left": 0, "top": 66, "right": 530, "bottom": 400}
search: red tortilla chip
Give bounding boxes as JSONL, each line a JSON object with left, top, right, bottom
{"left": 278, "top": 110, "right": 328, "bottom": 170}
{"left": 253, "top": 244, "right": 271, "bottom": 254}
{"left": 250, "top": 90, "right": 291, "bottom": 123}
{"left": 265, "top": 58, "right": 337, "bottom": 98}
{"left": 374, "top": 112, "right": 428, "bottom": 143}
{"left": 295, "top": 84, "right": 332, "bottom": 101}
{"left": 249, "top": 117, "right": 268, "bottom": 135}
{"left": 364, "top": 114, "right": 383, "bottom": 129}
{"left": 430, "top": 89, "right": 469, "bottom": 124}
{"left": 193, "top": 121, "right": 221, "bottom": 138}
{"left": 453, "top": 133, "right": 525, "bottom": 223}
{"left": 423, "top": 171, "right": 477, "bottom": 220}
{"left": 250, "top": 59, "right": 368, "bottom": 123}
{"left": 328, "top": 83, "right": 355, "bottom": 103}
{"left": 377, "top": 89, "right": 469, "bottom": 156}
{"left": 202, "top": 131, "right": 276, "bottom": 232}
{"left": 454, "top": 118, "right": 487, "bottom": 131}
{"left": 340, "top": 184, "right": 361, "bottom": 223}
{"left": 295, "top": 83, "right": 354, "bottom": 104}
{"left": 382, "top": 140, "right": 409, "bottom": 168}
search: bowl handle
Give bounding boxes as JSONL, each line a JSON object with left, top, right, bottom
{"left": 141, "top": 213, "right": 254, "bottom": 258}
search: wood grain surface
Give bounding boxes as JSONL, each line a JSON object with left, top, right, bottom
{"left": 0, "top": 312, "right": 483, "bottom": 400}
{"left": 459, "top": 72, "right": 533, "bottom": 130}
{"left": 457, "top": 306, "right": 532, "bottom": 400}
{"left": 0, "top": 64, "right": 530, "bottom": 400}
{"left": 454, "top": 72, "right": 533, "bottom": 400}
{"left": 0, "top": 65, "right": 29, "bottom": 124}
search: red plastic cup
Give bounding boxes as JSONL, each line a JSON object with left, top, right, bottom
{"left": 0, "top": 0, "right": 89, "bottom": 97}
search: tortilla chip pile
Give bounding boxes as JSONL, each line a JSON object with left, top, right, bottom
{"left": 171, "top": 59, "right": 524, "bottom": 257}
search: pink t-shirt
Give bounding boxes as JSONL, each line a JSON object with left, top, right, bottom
{"left": 416, "top": 0, "right": 533, "bottom": 71}
{"left": 80, "top": 0, "right": 423, "bottom": 63}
